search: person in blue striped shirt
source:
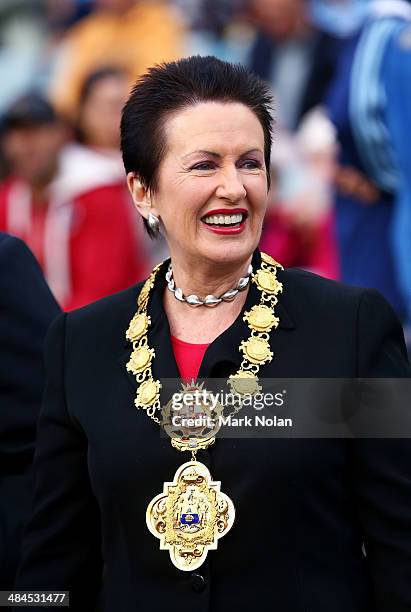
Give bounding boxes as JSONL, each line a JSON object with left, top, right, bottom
{"left": 325, "top": 0, "right": 411, "bottom": 350}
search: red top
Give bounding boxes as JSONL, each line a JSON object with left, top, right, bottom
{"left": 171, "top": 335, "right": 210, "bottom": 382}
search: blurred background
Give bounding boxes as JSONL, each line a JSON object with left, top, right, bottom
{"left": 0, "top": 0, "right": 410, "bottom": 349}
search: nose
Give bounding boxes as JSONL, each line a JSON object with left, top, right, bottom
{"left": 215, "top": 166, "right": 246, "bottom": 202}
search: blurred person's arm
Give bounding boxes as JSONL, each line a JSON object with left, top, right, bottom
{"left": 0, "top": 233, "right": 60, "bottom": 589}
{"left": 0, "top": 233, "right": 60, "bottom": 465}
{"left": 382, "top": 23, "right": 411, "bottom": 326}
{"left": 65, "top": 184, "right": 148, "bottom": 311}
{"left": 14, "top": 314, "right": 103, "bottom": 609}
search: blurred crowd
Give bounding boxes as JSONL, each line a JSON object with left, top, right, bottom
{"left": 0, "top": 0, "right": 410, "bottom": 347}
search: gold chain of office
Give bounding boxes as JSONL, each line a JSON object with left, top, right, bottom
{"left": 125, "top": 251, "right": 283, "bottom": 427}
{"left": 125, "top": 252, "right": 283, "bottom": 572}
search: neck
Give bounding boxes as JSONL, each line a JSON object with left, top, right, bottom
{"left": 23, "top": 166, "right": 57, "bottom": 204}
{"left": 164, "top": 282, "right": 249, "bottom": 344}
{"left": 163, "top": 253, "right": 254, "bottom": 344}
{"left": 169, "top": 254, "right": 253, "bottom": 300}
{"left": 30, "top": 184, "right": 49, "bottom": 205}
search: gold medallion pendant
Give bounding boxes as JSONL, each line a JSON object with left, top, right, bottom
{"left": 146, "top": 461, "right": 235, "bottom": 571}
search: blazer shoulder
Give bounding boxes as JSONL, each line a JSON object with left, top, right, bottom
{"left": 278, "top": 267, "right": 367, "bottom": 310}
{"left": 64, "top": 281, "right": 146, "bottom": 343}
{"left": 0, "top": 233, "right": 44, "bottom": 282}
{"left": 0, "top": 232, "right": 35, "bottom": 260}
{"left": 68, "top": 280, "right": 145, "bottom": 318}
{"left": 278, "top": 268, "right": 410, "bottom": 375}
{"left": 0, "top": 232, "right": 60, "bottom": 316}
{"left": 276, "top": 266, "right": 395, "bottom": 334}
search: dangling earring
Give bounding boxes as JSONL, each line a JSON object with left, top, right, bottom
{"left": 147, "top": 212, "right": 160, "bottom": 236}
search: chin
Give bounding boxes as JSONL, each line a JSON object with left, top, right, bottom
{"left": 197, "top": 236, "right": 256, "bottom": 267}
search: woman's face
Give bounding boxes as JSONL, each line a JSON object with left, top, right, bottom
{"left": 79, "top": 75, "right": 129, "bottom": 149}
{"left": 140, "top": 101, "right": 268, "bottom": 268}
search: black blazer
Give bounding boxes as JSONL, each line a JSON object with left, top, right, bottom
{"left": 0, "top": 233, "right": 60, "bottom": 590}
{"left": 15, "top": 251, "right": 411, "bottom": 611}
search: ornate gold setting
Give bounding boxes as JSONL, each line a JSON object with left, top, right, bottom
{"left": 126, "top": 313, "right": 150, "bottom": 342}
{"left": 126, "top": 345, "right": 155, "bottom": 374}
{"left": 260, "top": 251, "right": 279, "bottom": 267}
{"left": 137, "top": 281, "right": 153, "bottom": 308}
{"left": 254, "top": 269, "right": 282, "bottom": 294}
{"left": 146, "top": 461, "right": 235, "bottom": 571}
{"left": 171, "top": 436, "right": 216, "bottom": 453}
{"left": 243, "top": 304, "right": 279, "bottom": 332}
{"left": 135, "top": 379, "right": 161, "bottom": 409}
{"left": 229, "top": 254, "right": 282, "bottom": 386}
{"left": 227, "top": 370, "right": 262, "bottom": 395}
{"left": 126, "top": 270, "right": 164, "bottom": 423}
{"left": 162, "top": 382, "right": 224, "bottom": 453}
{"left": 239, "top": 337, "right": 273, "bottom": 365}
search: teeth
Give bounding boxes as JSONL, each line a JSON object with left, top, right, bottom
{"left": 203, "top": 213, "right": 244, "bottom": 225}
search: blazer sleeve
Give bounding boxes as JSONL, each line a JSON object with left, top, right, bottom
{"left": 351, "top": 289, "right": 411, "bottom": 611}
{"left": 14, "top": 313, "right": 103, "bottom": 610}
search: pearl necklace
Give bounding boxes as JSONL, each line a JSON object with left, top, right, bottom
{"left": 165, "top": 263, "right": 253, "bottom": 307}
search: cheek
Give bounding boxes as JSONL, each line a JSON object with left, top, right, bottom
{"left": 164, "top": 181, "right": 212, "bottom": 222}
{"left": 247, "top": 179, "right": 269, "bottom": 212}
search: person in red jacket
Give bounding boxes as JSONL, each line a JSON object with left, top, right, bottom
{"left": 0, "top": 93, "right": 148, "bottom": 310}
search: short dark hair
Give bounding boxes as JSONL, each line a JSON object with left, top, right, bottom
{"left": 121, "top": 55, "right": 273, "bottom": 202}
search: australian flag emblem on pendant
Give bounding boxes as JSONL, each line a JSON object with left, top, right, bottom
{"left": 180, "top": 513, "right": 200, "bottom": 525}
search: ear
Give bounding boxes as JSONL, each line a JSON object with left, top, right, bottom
{"left": 126, "top": 172, "right": 158, "bottom": 219}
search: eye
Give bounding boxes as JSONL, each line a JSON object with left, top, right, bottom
{"left": 239, "top": 159, "right": 262, "bottom": 170}
{"left": 191, "top": 161, "right": 216, "bottom": 171}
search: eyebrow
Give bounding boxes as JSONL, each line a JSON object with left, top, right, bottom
{"left": 182, "top": 148, "right": 263, "bottom": 160}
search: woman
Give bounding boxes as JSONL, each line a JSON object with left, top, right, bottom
{"left": 55, "top": 66, "right": 149, "bottom": 309}
{"left": 16, "top": 56, "right": 411, "bottom": 611}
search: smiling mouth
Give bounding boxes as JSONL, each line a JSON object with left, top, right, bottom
{"left": 201, "top": 211, "right": 248, "bottom": 228}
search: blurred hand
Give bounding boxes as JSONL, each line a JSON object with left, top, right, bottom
{"left": 335, "top": 165, "right": 380, "bottom": 205}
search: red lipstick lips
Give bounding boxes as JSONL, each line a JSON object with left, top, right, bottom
{"left": 201, "top": 208, "right": 248, "bottom": 235}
